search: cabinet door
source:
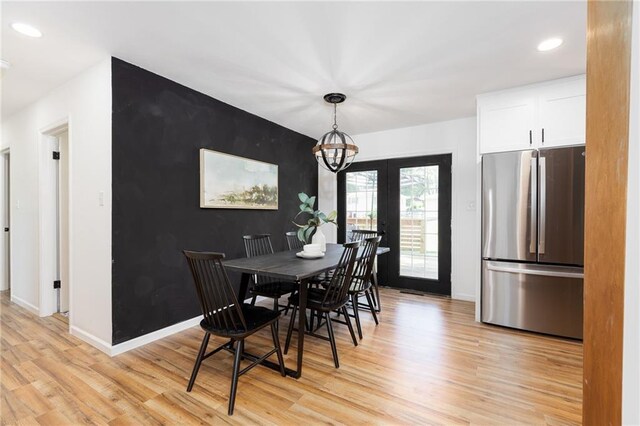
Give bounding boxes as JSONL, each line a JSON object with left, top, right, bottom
{"left": 538, "top": 77, "right": 586, "bottom": 148}
{"left": 478, "top": 91, "right": 536, "bottom": 154}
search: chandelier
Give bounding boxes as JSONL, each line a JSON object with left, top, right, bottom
{"left": 312, "top": 93, "right": 358, "bottom": 173}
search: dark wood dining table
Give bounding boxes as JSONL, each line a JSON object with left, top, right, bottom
{"left": 223, "top": 243, "right": 389, "bottom": 379}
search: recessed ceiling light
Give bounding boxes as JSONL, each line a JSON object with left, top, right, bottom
{"left": 537, "top": 38, "right": 563, "bottom": 52}
{"left": 11, "top": 22, "right": 42, "bottom": 38}
{"left": 0, "top": 59, "right": 10, "bottom": 69}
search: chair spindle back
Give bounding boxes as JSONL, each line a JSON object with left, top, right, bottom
{"left": 243, "top": 234, "right": 274, "bottom": 257}
{"left": 320, "top": 241, "right": 360, "bottom": 308}
{"left": 285, "top": 231, "right": 304, "bottom": 251}
{"left": 183, "top": 251, "right": 247, "bottom": 332}
{"left": 352, "top": 236, "right": 382, "bottom": 286}
{"left": 350, "top": 229, "right": 381, "bottom": 242}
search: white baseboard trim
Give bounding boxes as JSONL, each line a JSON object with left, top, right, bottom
{"left": 452, "top": 293, "right": 476, "bottom": 302}
{"left": 11, "top": 295, "right": 40, "bottom": 315}
{"left": 70, "top": 326, "right": 113, "bottom": 355}
{"left": 110, "top": 315, "right": 203, "bottom": 356}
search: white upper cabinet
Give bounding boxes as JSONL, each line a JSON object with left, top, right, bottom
{"left": 537, "top": 78, "right": 587, "bottom": 148}
{"left": 477, "top": 75, "right": 586, "bottom": 154}
{"left": 478, "top": 91, "right": 537, "bottom": 153}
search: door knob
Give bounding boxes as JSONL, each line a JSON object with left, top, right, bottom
{"left": 3, "top": 228, "right": 8, "bottom": 232}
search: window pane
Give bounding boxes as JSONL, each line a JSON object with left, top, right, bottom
{"left": 399, "top": 165, "right": 438, "bottom": 279}
{"left": 345, "top": 170, "right": 377, "bottom": 241}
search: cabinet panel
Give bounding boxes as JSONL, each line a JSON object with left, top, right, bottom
{"left": 479, "top": 93, "right": 536, "bottom": 154}
{"left": 538, "top": 78, "right": 586, "bottom": 147}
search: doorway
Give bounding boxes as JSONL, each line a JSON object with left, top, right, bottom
{"left": 1, "top": 150, "right": 10, "bottom": 294}
{"left": 41, "top": 123, "right": 70, "bottom": 318}
{"left": 338, "top": 154, "right": 452, "bottom": 295}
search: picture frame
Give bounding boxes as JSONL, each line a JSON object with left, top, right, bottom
{"left": 199, "top": 148, "right": 278, "bottom": 210}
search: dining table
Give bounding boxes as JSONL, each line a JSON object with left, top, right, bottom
{"left": 223, "top": 243, "right": 390, "bottom": 379}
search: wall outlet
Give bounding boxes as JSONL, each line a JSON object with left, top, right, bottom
{"left": 99, "top": 191, "right": 105, "bottom": 207}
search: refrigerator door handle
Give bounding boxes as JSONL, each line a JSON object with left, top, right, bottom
{"left": 529, "top": 158, "right": 537, "bottom": 254}
{"left": 486, "top": 262, "right": 584, "bottom": 279}
{"left": 539, "top": 157, "right": 546, "bottom": 255}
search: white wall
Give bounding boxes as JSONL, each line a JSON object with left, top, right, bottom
{"left": 622, "top": 3, "right": 639, "bottom": 424}
{"left": 318, "top": 116, "right": 478, "bottom": 301}
{"left": 1, "top": 58, "right": 113, "bottom": 350}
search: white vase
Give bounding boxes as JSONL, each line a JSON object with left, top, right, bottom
{"left": 312, "top": 227, "right": 327, "bottom": 253}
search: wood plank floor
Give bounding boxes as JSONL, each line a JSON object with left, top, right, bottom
{"left": 0, "top": 289, "right": 582, "bottom": 425}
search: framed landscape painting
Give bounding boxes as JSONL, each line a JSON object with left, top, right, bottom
{"left": 199, "top": 148, "right": 278, "bottom": 210}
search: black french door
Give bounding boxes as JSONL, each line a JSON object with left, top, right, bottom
{"left": 337, "top": 154, "right": 452, "bottom": 295}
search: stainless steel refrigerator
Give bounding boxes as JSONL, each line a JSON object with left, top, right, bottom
{"left": 481, "top": 146, "right": 585, "bottom": 339}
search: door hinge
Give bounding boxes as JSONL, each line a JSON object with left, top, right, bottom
{"left": 53, "top": 280, "right": 61, "bottom": 289}
{"left": 52, "top": 151, "right": 60, "bottom": 160}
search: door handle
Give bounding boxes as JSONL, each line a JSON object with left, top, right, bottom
{"left": 486, "top": 263, "right": 584, "bottom": 279}
{"left": 3, "top": 228, "right": 8, "bottom": 232}
{"left": 529, "top": 158, "right": 537, "bottom": 254}
{"left": 539, "top": 157, "right": 546, "bottom": 255}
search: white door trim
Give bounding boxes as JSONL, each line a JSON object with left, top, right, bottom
{"left": 38, "top": 117, "right": 71, "bottom": 320}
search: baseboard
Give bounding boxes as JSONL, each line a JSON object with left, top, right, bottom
{"left": 70, "top": 326, "right": 113, "bottom": 355}
{"left": 452, "top": 293, "right": 476, "bottom": 302}
{"left": 110, "top": 315, "right": 203, "bottom": 356}
{"left": 10, "top": 295, "right": 40, "bottom": 315}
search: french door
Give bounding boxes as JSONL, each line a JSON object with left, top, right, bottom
{"left": 337, "top": 154, "right": 452, "bottom": 295}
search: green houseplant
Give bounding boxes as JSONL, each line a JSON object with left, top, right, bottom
{"left": 293, "top": 192, "right": 337, "bottom": 243}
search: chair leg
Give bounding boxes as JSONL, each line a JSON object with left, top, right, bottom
{"left": 284, "top": 304, "right": 297, "bottom": 354}
{"left": 342, "top": 306, "right": 358, "bottom": 347}
{"left": 187, "top": 333, "right": 210, "bottom": 392}
{"left": 373, "top": 281, "right": 382, "bottom": 312}
{"left": 309, "top": 309, "right": 315, "bottom": 332}
{"left": 250, "top": 295, "right": 257, "bottom": 306}
{"left": 365, "top": 290, "right": 379, "bottom": 325}
{"left": 273, "top": 297, "right": 279, "bottom": 333}
{"left": 352, "top": 294, "right": 363, "bottom": 339}
{"left": 270, "top": 323, "right": 286, "bottom": 377}
{"left": 228, "top": 339, "right": 244, "bottom": 416}
{"left": 325, "top": 314, "right": 339, "bottom": 368}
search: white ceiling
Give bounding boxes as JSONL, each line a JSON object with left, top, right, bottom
{"left": 1, "top": 1, "right": 586, "bottom": 137}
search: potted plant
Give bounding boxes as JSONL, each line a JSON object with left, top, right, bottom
{"left": 293, "top": 192, "right": 337, "bottom": 250}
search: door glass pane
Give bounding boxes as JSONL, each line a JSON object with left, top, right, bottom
{"left": 400, "top": 166, "right": 438, "bottom": 279}
{"left": 345, "top": 170, "right": 377, "bottom": 241}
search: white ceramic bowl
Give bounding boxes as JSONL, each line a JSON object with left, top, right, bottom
{"left": 303, "top": 243, "right": 321, "bottom": 253}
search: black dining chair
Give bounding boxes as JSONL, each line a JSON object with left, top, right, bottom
{"left": 349, "top": 229, "right": 381, "bottom": 242}
{"left": 349, "top": 229, "right": 383, "bottom": 311}
{"left": 183, "top": 251, "right": 286, "bottom": 416}
{"left": 285, "top": 231, "right": 304, "bottom": 251}
{"left": 243, "top": 234, "right": 297, "bottom": 313}
{"left": 283, "top": 241, "right": 360, "bottom": 368}
{"left": 346, "top": 236, "right": 381, "bottom": 339}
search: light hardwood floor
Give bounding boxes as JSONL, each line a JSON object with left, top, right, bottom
{"left": 1, "top": 289, "right": 582, "bottom": 425}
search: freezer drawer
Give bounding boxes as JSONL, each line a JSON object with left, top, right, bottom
{"left": 481, "top": 260, "right": 583, "bottom": 339}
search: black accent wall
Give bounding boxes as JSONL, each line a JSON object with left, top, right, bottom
{"left": 112, "top": 58, "right": 318, "bottom": 345}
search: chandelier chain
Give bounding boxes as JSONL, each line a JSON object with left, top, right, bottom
{"left": 332, "top": 103, "right": 338, "bottom": 130}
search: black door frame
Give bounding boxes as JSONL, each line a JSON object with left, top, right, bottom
{"left": 387, "top": 154, "right": 452, "bottom": 295}
{"left": 337, "top": 154, "right": 452, "bottom": 295}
